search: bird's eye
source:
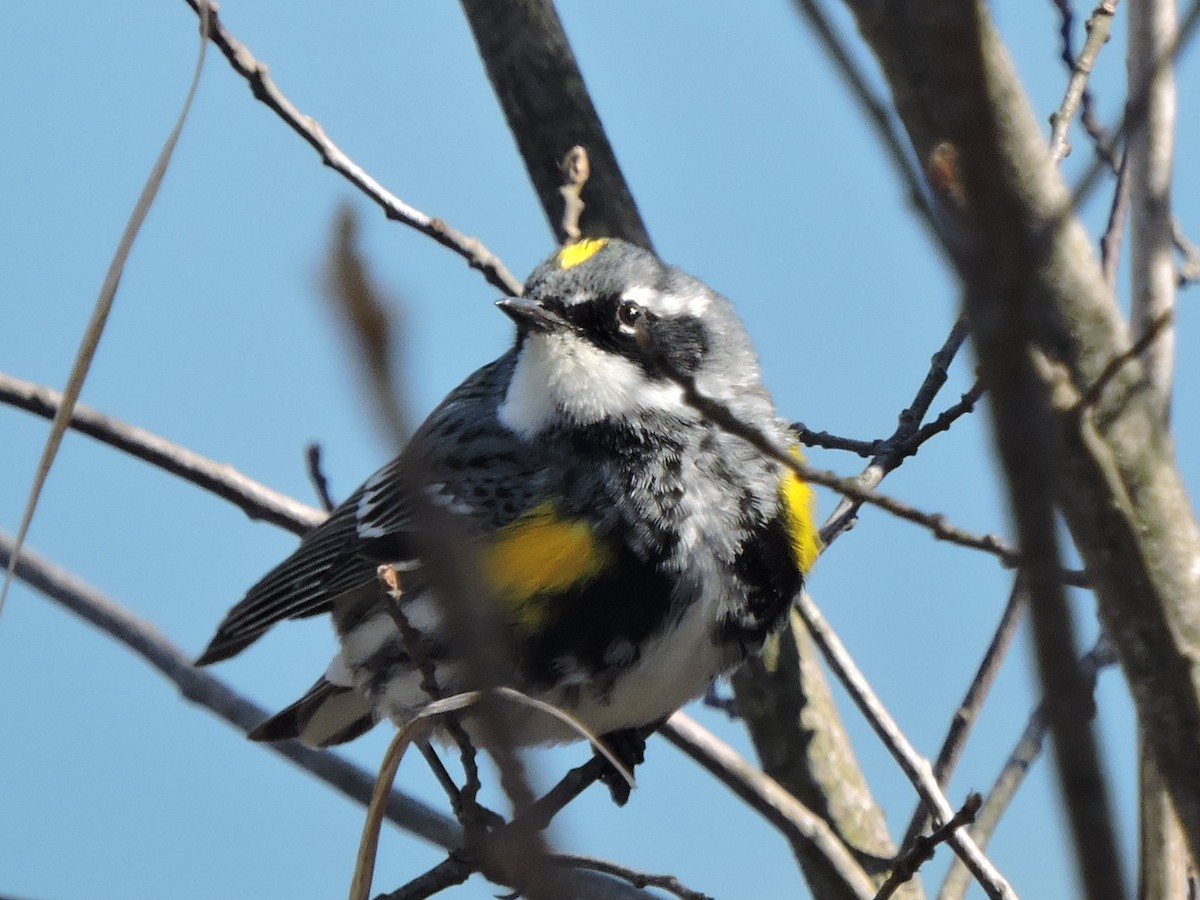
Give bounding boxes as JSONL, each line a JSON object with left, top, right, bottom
{"left": 616, "top": 299, "right": 642, "bottom": 330}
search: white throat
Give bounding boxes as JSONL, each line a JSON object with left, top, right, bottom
{"left": 497, "top": 332, "right": 688, "bottom": 436}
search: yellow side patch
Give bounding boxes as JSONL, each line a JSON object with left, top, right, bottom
{"left": 481, "top": 502, "right": 613, "bottom": 629}
{"left": 557, "top": 238, "right": 609, "bottom": 270}
{"left": 781, "top": 447, "right": 822, "bottom": 573}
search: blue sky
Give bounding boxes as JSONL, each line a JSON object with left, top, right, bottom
{"left": 3, "top": 2, "right": 1199, "bottom": 898}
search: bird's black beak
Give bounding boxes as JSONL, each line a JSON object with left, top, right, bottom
{"left": 496, "top": 297, "right": 567, "bottom": 333}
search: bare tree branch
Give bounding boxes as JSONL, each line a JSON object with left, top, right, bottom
{"left": 0, "top": 530, "right": 461, "bottom": 852}
{"left": 1128, "top": 0, "right": 1178, "bottom": 420}
{"left": 660, "top": 713, "right": 877, "bottom": 900}
{"left": 840, "top": 0, "right": 1200, "bottom": 869}
{"left": 0, "top": 371, "right": 324, "bottom": 536}
{"left": 731, "top": 611, "right": 907, "bottom": 899}
{"left": 900, "top": 576, "right": 1028, "bottom": 851}
{"left": 1049, "top": 0, "right": 1120, "bottom": 164}
{"left": 878, "top": 795, "right": 982, "bottom": 900}
{"left": 820, "top": 318, "right": 970, "bottom": 546}
{"left": 1127, "top": 0, "right": 1189, "bottom": 885}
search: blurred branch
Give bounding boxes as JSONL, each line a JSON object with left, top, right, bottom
{"left": 840, "top": 0, "right": 1200, "bottom": 871}
{"left": 795, "top": 592, "right": 1015, "bottom": 899}
{"left": 1128, "top": 0, "right": 1187, "bottom": 884}
{"left": 1128, "top": 0, "right": 1178, "bottom": 418}
{"left": 325, "top": 213, "right": 567, "bottom": 900}
{"left": 0, "top": 530, "right": 461, "bottom": 852}
{"left": 458, "top": 0, "right": 653, "bottom": 248}
{"left": 177, "top": 0, "right": 522, "bottom": 296}
{"left": 324, "top": 206, "right": 412, "bottom": 444}
{"left": 903, "top": 7, "right": 1129, "bottom": 898}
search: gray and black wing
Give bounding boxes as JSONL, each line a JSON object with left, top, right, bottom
{"left": 196, "top": 351, "right": 525, "bottom": 667}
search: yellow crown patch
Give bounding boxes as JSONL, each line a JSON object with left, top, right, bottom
{"left": 557, "top": 238, "right": 609, "bottom": 270}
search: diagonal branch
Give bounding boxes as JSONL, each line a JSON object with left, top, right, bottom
{"left": 795, "top": 592, "right": 1015, "bottom": 900}
{"left": 660, "top": 713, "right": 876, "bottom": 900}
{"left": 177, "top": 0, "right": 522, "bottom": 296}
{"left": 0, "top": 371, "right": 323, "bottom": 536}
{"left": 0, "top": 530, "right": 461, "bottom": 852}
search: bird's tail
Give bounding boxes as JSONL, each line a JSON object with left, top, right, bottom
{"left": 249, "top": 675, "right": 376, "bottom": 747}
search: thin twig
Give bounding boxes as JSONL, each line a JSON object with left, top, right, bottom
{"left": 0, "top": 372, "right": 324, "bottom": 536}
{"left": 906, "top": 380, "right": 986, "bottom": 450}
{"left": 558, "top": 146, "right": 590, "bottom": 243}
{"left": 1048, "top": 0, "right": 1119, "bottom": 164}
{"left": 649, "top": 352, "right": 1076, "bottom": 582}
{"left": 795, "top": 592, "right": 1015, "bottom": 900}
{"left": 900, "top": 576, "right": 1028, "bottom": 850}
{"left": 820, "top": 318, "right": 971, "bottom": 546}
{"left": 377, "top": 566, "right": 485, "bottom": 830}
{"left": 459, "top": 0, "right": 652, "bottom": 248}
{"left": 1070, "top": 0, "right": 1200, "bottom": 214}
{"left": 793, "top": 426, "right": 880, "bottom": 458}
{"left": 939, "top": 638, "right": 1117, "bottom": 900}
{"left": 1174, "top": 217, "right": 1200, "bottom": 285}
{"left": 178, "top": 0, "right": 522, "bottom": 296}
{"left": 878, "top": 794, "right": 982, "bottom": 900}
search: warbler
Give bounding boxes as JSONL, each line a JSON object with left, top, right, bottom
{"left": 197, "top": 238, "right": 819, "bottom": 758}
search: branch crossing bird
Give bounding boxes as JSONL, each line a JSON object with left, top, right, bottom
{"left": 197, "top": 238, "right": 820, "bottom": 789}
